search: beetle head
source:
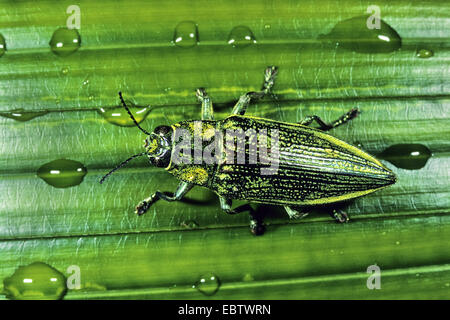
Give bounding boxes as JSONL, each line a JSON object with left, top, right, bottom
{"left": 144, "top": 125, "right": 173, "bottom": 168}
{"left": 99, "top": 93, "right": 173, "bottom": 184}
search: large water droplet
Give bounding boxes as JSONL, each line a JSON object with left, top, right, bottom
{"left": 319, "top": 15, "right": 401, "bottom": 53}
{"left": 416, "top": 48, "right": 434, "bottom": 59}
{"left": 37, "top": 159, "right": 87, "bottom": 188}
{"left": 0, "top": 33, "right": 6, "bottom": 57}
{"left": 227, "top": 26, "right": 257, "bottom": 47}
{"left": 3, "top": 262, "right": 67, "bottom": 300}
{"left": 173, "top": 21, "right": 199, "bottom": 48}
{"left": 0, "top": 109, "right": 48, "bottom": 122}
{"left": 379, "top": 144, "right": 431, "bottom": 170}
{"left": 98, "top": 101, "right": 150, "bottom": 127}
{"left": 49, "top": 27, "right": 81, "bottom": 56}
{"left": 192, "top": 273, "right": 220, "bottom": 296}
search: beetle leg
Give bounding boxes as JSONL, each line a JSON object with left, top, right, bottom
{"left": 219, "top": 197, "right": 236, "bottom": 214}
{"left": 299, "top": 108, "right": 360, "bottom": 131}
{"left": 196, "top": 88, "right": 214, "bottom": 120}
{"left": 284, "top": 206, "right": 310, "bottom": 219}
{"left": 135, "top": 181, "right": 194, "bottom": 215}
{"left": 219, "top": 197, "right": 266, "bottom": 236}
{"left": 231, "top": 66, "right": 278, "bottom": 115}
{"left": 330, "top": 209, "right": 350, "bottom": 223}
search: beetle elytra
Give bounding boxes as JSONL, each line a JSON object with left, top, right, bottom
{"left": 100, "top": 66, "right": 396, "bottom": 235}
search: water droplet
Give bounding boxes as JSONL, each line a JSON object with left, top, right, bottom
{"left": 319, "top": 15, "right": 401, "bottom": 53}
{"left": 61, "top": 67, "right": 69, "bottom": 75}
{"left": 173, "top": 21, "right": 199, "bottom": 48}
{"left": 0, "top": 33, "right": 7, "bottom": 57}
{"left": 49, "top": 27, "right": 81, "bottom": 56}
{"left": 3, "top": 262, "right": 67, "bottom": 300}
{"left": 379, "top": 144, "right": 431, "bottom": 170}
{"left": 242, "top": 273, "right": 254, "bottom": 282}
{"left": 264, "top": 24, "right": 271, "bottom": 29}
{"left": 88, "top": 95, "right": 94, "bottom": 101}
{"left": 395, "top": 241, "right": 401, "bottom": 245}
{"left": 193, "top": 273, "right": 220, "bottom": 296}
{"left": 180, "top": 220, "right": 199, "bottom": 229}
{"left": 353, "top": 141, "right": 364, "bottom": 149}
{"left": 37, "top": 159, "right": 87, "bottom": 188}
{"left": 98, "top": 101, "right": 150, "bottom": 127}
{"left": 0, "top": 109, "right": 48, "bottom": 122}
{"left": 416, "top": 48, "right": 434, "bottom": 58}
{"left": 227, "top": 26, "right": 257, "bottom": 47}
{"left": 82, "top": 79, "right": 90, "bottom": 86}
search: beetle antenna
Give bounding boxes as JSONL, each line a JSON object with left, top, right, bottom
{"left": 118, "top": 92, "right": 151, "bottom": 135}
{"left": 99, "top": 152, "right": 147, "bottom": 184}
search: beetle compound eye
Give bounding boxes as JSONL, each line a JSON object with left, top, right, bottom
{"left": 153, "top": 125, "right": 172, "bottom": 137}
{"left": 149, "top": 150, "right": 171, "bottom": 168}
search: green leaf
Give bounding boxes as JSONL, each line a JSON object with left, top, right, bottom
{"left": 1, "top": 0, "right": 449, "bottom": 299}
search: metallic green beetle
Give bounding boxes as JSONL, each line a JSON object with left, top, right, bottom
{"left": 100, "top": 66, "right": 396, "bottom": 235}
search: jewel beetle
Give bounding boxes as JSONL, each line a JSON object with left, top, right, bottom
{"left": 100, "top": 66, "right": 396, "bottom": 235}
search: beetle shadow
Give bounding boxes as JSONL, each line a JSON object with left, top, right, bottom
{"left": 252, "top": 201, "right": 354, "bottom": 232}
{"left": 160, "top": 190, "right": 218, "bottom": 206}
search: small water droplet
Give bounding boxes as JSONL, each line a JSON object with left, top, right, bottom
{"left": 395, "top": 241, "right": 401, "bottom": 245}
{"left": 37, "top": 159, "right": 87, "bottom": 188}
{"left": 61, "top": 67, "right": 69, "bottom": 75}
{"left": 227, "top": 26, "right": 257, "bottom": 47}
{"left": 242, "top": 273, "right": 254, "bottom": 282}
{"left": 49, "top": 27, "right": 81, "bottom": 56}
{"left": 98, "top": 101, "right": 150, "bottom": 127}
{"left": 379, "top": 144, "right": 431, "bottom": 170}
{"left": 82, "top": 79, "right": 90, "bottom": 86}
{"left": 0, "top": 33, "right": 7, "bottom": 57}
{"left": 173, "top": 21, "right": 199, "bottom": 48}
{"left": 264, "top": 24, "right": 271, "bottom": 29}
{"left": 0, "top": 109, "right": 48, "bottom": 122}
{"left": 353, "top": 141, "right": 364, "bottom": 149}
{"left": 3, "top": 262, "right": 67, "bottom": 300}
{"left": 193, "top": 273, "right": 220, "bottom": 296}
{"left": 445, "top": 283, "right": 449, "bottom": 287}
{"left": 88, "top": 95, "right": 94, "bottom": 101}
{"left": 319, "top": 15, "right": 401, "bottom": 53}
{"left": 416, "top": 48, "right": 434, "bottom": 59}
{"left": 180, "top": 220, "right": 199, "bottom": 229}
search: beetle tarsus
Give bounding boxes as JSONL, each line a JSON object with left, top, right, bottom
{"left": 250, "top": 215, "right": 266, "bottom": 236}
{"left": 262, "top": 66, "right": 278, "bottom": 94}
{"left": 135, "top": 198, "right": 154, "bottom": 215}
{"left": 284, "top": 206, "right": 310, "bottom": 219}
{"left": 195, "top": 88, "right": 208, "bottom": 102}
{"left": 331, "top": 209, "right": 350, "bottom": 223}
{"left": 299, "top": 108, "right": 360, "bottom": 131}
{"left": 231, "top": 66, "right": 278, "bottom": 115}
